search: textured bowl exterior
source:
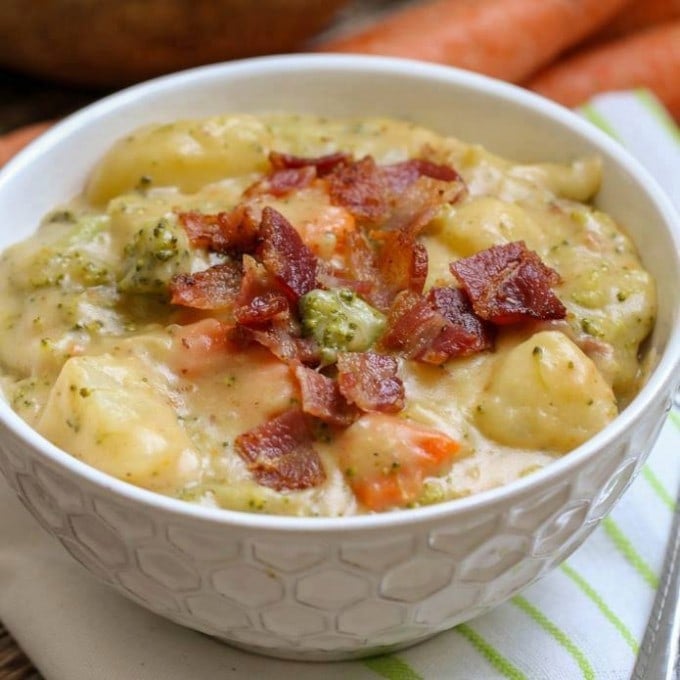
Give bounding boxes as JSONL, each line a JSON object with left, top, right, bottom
{"left": 0, "top": 391, "right": 672, "bottom": 660}
{"left": 0, "top": 56, "right": 679, "bottom": 660}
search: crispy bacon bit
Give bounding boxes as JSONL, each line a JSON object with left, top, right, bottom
{"left": 269, "top": 151, "right": 351, "bottom": 175}
{"left": 450, "top": 241, "right": 566, "bottom": 324}
{"left": 246, "top": 166, "right": 316, "bottom": 198}
{"left": 235, "top": 409, "right": 326, "bottom": 491}
{"left": 235, "top": 292, "right": 289, "bottom": 326}
{"left": 169, "top": 261, "right": 243, "bottom": 310}
{"left": 337, "top": 352, "right": 405, "bottom": 413}
{"left": 234, "top": 256, "right": 290, "bottom": 326}
{"left": 327, "top": 156, "right": 390, "bottom": 224}
{"left": 243, "top": 316, "right": 322, "bottom": 365}
{"left": 421, "top": 287, "right": 494, "bottom": 362}
{"left": 375, "top": 230, "right": 429, "bottom": 300}
{"left": 381, "top": 290, "right": 451, "bottom": 359}
{"left": 381, "top": 288, "right": 493, "bottom": 364}
{"left": 327, "top": 155, "right": 465, "bottom": 227}
{"left": 381, "top": 175, "right": 466, "bottom": 234}
{"left": 177, "top": 207, "right": 258, "bottom": 253}
{"left": 258, "top": 206, "right": 318, "bottom": 301}
{"left": 293, "top": 364, "right": 358, "bottom": 426}
{"left": 247, "top": 323, "right": 300, "bottom": 363}
{"left": 381, "top": 159, "right": 463, "bottom": 195}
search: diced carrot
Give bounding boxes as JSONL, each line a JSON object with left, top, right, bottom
{"left": 317, "top": 0, "right": 629, "bottom": 84}
{"left": 297, "top": 203, "right": 356, "bottom": 259}
{"left": 337, "top": 413, "right": 460, "bottom": 511}
{"left": 528, "top": 21, "right": 680, "bottom": 120}
{"left": 264, "top": 181, "right": 356, "bottom": 261}
{"left": 168, "top": 318, "right": 237, "bottom": 376}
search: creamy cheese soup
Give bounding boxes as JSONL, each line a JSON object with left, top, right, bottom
{"left": 0, "top": 114, "right": 655, "bottom": 515}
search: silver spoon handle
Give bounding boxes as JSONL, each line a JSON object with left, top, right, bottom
{"left": 631, "top": 489, "right": 680, "bottom": 680}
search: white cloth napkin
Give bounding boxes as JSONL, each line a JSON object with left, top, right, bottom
{"left": 1, "top": 91, "right": 679, "bottom": 680}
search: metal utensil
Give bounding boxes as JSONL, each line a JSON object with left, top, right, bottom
{"left": 631, "top": 395, "right": 680, "bottom": 680}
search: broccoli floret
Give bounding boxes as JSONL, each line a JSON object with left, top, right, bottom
{"left": 299, "top": 288, "right": 386, "bottom": 361}
{"left": 118, "top": 217, "right": 191, "bottom": 295}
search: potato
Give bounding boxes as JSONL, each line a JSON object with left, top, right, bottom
{"left": 432, "top": 196, "right": 547, "bottom": 258}
{"left": 475, "top": 331, "right": 618, "bottom": 453}
{"left": 38, "top": 354, "right": 201, "bottom": 492}
{"left": 87, "top": 116, "right": 274, "bottom": 204}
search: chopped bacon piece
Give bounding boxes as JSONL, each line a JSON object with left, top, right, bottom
{"left": 421, "top": 287, "right": 494, "bottom": 362}
{"left": 245, "top": 318, "right": 322, "bottom": 365}
{"left": 381, "top": 290, "right": 451, "bottom": 359}
{"left": 327, "top": 156, "right": 390, "bottom": 224}
{"left": 234, "top": 256, "right": 290, "bottom": 326}
{"left": 337, "top": 352, "right": 405, "bottom": 413}
{"left": 235, "top": 291, "right": 289, "bottom": 326}
{"left": 381, "top": 175, "right": 466, "bottom": 235}
{"left": 235, "top": 410, "right": 326, "bottom": 491}
{"left": 246, "top": 323, "right": 299, "bottom": 363}
{"left": 327, "top": 155, "right": 465, "bottom": 227}
{"left": 381, "top": 159, "right": 463, "bottom": 195}
{"left": 450, "top": 241, "right": 566, "bottom": 324}
{"left": 177, "top": 207, "right": 258, "bottom": 253}
{"left": 315, "top": 261, "right": 374, "bottom": 299}
{"left": 258, "top": 206, "right": 318, "bottom": 301}
{"left": 293, "top": 364, "right": 358, "bottom": 426}
{"left": 246, "top": 166, "right": 316, "bottom": 198}
{"left": 269, "top": 151, "right": 351, "bottom": 175}
{"left": 375, "top": 229, "right": 429, "bottom": 300}
{"left": 169, "top": 261, "right": 243, "bottom": 310}
{"left": 381, "top": 288, "right": 493, "bottom": 364}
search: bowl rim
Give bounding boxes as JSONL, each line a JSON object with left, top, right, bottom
{"left": 1, "top": 53, "right": 679, "bottom": 532}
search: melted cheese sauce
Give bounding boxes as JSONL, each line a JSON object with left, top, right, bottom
{"left": 0, "top": 114, "right": 656, "bottom": 516}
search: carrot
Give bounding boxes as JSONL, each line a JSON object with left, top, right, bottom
{"left": 265, "top": 181, "right": 357, "bottom": 260}
{"left": 317, "top": 0, "right": 630, "bottom": 84}
{"left": 527, "top": 21, "right": 680, "bottom": 120}
{"left": 0, "top": 120, "right": 53, "bottom": 167}
{"left": 588, "top": 0, "right": 680, "bottom": 43}
{"left": 337, "top": 413, "right": 460, "bottom": 511}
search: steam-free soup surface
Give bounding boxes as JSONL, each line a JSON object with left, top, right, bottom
{"left": 0, "top": 114, "right": 655, "bottom": 515}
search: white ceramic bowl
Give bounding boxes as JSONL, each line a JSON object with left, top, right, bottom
{"left": 0, "top": 55, "right": 679, "bottom": 661}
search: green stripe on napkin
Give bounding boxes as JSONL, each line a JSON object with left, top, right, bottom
{"left": 642, "top": 465, "right": 677, "bottom": 511}
{"left": 512, "top": 596, "right": 595, "bottom": 679}
{"left": 560, "top": 562, "right": 639, "bottom": 654}
{"left": 363, "top": 654, "right": 423, "bottom": 680}
{"left": 602, "top": 517, "right": 659, "bottom": 589}
{"left": 456, "top": 624, "right": 527, "bottom": 679}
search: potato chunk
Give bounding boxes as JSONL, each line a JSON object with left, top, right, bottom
{"left": 38, "top": 354, "right": 200, "bottom": 491}
{"left": 433, "top": 196, "right": 547, "bottom": 257}
{"left": 475, "top": 331, "right": 617, "bottom": 453}
{"left": 86, "top": 116, "right": 273, "bottom": 204}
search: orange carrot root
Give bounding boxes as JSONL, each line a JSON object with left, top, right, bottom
{"left": 0, "top": 120, "right": 53, "bottom": 167}
{"left": 317, "top": 0, "right": 630, "bottom": 83}
{"left": 527, "top": 21, "right": 680, "bottom": 119}
{"left": 590, "top": 0, "right": 680, "bottom": 43}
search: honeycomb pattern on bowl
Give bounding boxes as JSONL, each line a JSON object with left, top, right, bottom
{"left": 0, "top": 390, "right": 669, "bottom": 660}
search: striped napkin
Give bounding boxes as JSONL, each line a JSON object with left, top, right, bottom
{"left": 0, "top": 91, "right": 678, "bottom": 680}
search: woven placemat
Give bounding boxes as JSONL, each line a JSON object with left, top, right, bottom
{"left": 0, "top": 622, "right": 41, "bottom": 680}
